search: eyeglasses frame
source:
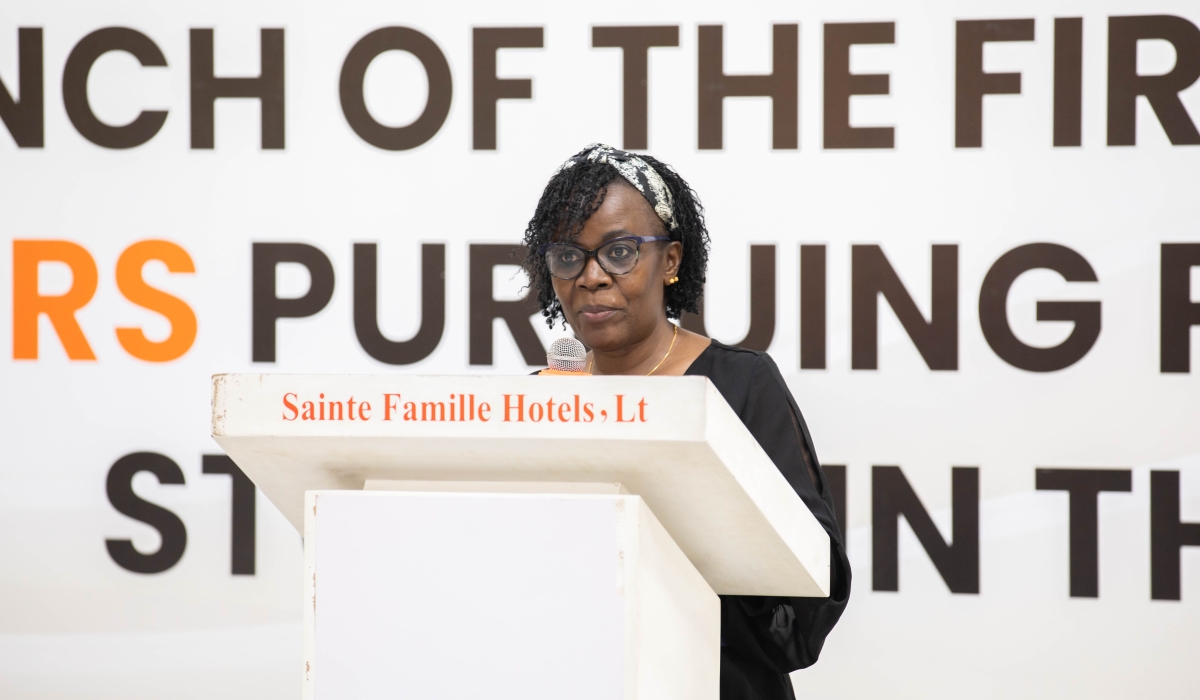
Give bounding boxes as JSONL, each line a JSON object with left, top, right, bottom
{"left": 537, "top": 235, "right": 673, "bottom": 281}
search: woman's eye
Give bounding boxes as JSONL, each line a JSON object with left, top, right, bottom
{"left": 555, "top": 249, "right": 581, "bottom": 264}
{"left": 607, "top": 244, "right": 634, "bottom": 260}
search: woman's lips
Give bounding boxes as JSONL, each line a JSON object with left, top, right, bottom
{"left": 578, "top": 305, "right": 619, "bottom": 322}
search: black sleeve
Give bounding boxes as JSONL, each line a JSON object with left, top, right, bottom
{"left": 720, "top": 353, "right": 851, "bottom": 673}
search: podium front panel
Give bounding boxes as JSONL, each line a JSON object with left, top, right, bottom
{"left": 304, "top": 490, "right": 718, "bottom": 700}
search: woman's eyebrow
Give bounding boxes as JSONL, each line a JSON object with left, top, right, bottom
{"left": 601, "top": 229, "right": 635, "bottom": 241}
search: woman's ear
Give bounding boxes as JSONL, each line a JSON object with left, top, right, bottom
{"left": 663, "top": 241, "right": 683, "bottom": 281}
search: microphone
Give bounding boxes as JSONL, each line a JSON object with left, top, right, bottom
{"left": 540, "top": 337, "right": 590, "bottom": 375}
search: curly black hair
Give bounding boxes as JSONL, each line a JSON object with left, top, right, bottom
{"left": 521, "top": 148, "right": 710, "bottom": 327}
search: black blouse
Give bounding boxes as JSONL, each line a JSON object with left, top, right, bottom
{"left": 685, "top": 341, "right": 851, "bottom": 700}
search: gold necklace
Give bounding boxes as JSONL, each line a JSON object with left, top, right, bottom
{"left": 645, "top": 324, "right": 679, "bottom": 376}
{"left": 588, "top": 324, "right": 678, "bottom": 376}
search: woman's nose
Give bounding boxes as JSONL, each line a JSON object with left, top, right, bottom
{"left": 575, "top": 256, "right": 612, "bottom": 289}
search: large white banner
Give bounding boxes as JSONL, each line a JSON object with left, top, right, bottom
{"left": 3, "top": 1, "right": 1199, "bottom": 698}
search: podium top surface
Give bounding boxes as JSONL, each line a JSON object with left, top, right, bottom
{"left": 211, "top": 373, "right": 829, "bottom": 597}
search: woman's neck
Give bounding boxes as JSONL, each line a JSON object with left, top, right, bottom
{"left": 589, "top": 320, "right": 677, "bottom": 376}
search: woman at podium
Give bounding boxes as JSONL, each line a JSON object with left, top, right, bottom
{"left": 521, "top": 144, "right": 851, "bottom": 700}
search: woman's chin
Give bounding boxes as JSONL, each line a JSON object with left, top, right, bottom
{"left": 575, "top": 326, "right": 628, "bottom": 353}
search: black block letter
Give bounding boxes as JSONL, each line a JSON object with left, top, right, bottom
{"left": 468, "top": 244, "right": 544, "bottom": 365}
{"left": 63, "top": 27, "right": 168, "bottom": 149}
{"left": 106, "top": 452, "right": 187, "bottom": 574}
{"left": 353, "top": 242, "right": 445, "bottom": 364}
{"left": 0, "top": 27, "right": 43, "bottom": 147}
{"left": 1160, "top": 243, "right": 1200, "bottom": 373}
{"left": 202, "top": 455, "right": 256, "bottom": 576}
{"left": 190, "top": 28, "right": 285, "bottom": 149}
{"left": 956, "top": 19, "right": 1035, "bottom": 148}
{"left": 1054, "top": 18, "right": 1083, "bottom": 147}
{"left": 698, "top": 24, "right": 798, "bottom": 150}
{"left": 472, "top": 27, "right": 542, "bottom": 150}
{"left": 873, "top": 466, "right": 979, "bottom": 593}
{"left": 340, "top": 27, "right": 452, "bottom": 151}
{"left": 800, "top": 244, "right": 827, "bottom": 369}
{"left": 252, "top": 243, "right": 335, "bottom": 362}
{"left": 1036, "top": 468, "right": 1132, "bottom": 597}
{"left": 1151, "top": 470, "right": 1200, "bottom": 600}
{"left": 680, "top": 245, "right": 776, "bottom": 351}
{"left": 852, "top": 244, "right": 958, "bottom": 370}
{"left": 824, "top": 22, "right": 895, "bottom": 149}
{"left": 1108, "top": 16, "right": 1200, "bottom": 146}
{"left": 592, "top": 26, "right": 679, "bottom": 150}
{"left": 979, "top": 243, "right": 1100, "bottom": 372}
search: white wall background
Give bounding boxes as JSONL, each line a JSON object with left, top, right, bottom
{"left": 1, "top": 1, "right": 1198, "bottom": 698}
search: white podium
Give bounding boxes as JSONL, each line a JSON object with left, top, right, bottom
{"left": 212, "top": 374, "right": 829, "bottom": 700}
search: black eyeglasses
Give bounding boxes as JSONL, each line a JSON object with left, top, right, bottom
{"left": 538, "top": 236, "right": 671, "bottom": 280}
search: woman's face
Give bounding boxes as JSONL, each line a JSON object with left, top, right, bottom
{"left": 551, "top": 180, "right": 682, "bottom": 352}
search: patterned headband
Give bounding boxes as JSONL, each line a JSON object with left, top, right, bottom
{"left": 554, "top": 143, "right": 678, "bottom": 231}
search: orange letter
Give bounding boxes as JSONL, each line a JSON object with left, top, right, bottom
{"left": 503, "top": 394, "right": 525, "bottom": 422}
{"left": 615, "top": 395, "right": 636, "bottom": 422}
{"left": 283, "top": 392, "right": 298, "bottom": 420}
{"left": 13, "top": 240, "right": 98, "bottom": 360}
{"left": 115, "top": 240, "right": 197, "bottom": 362}
{"left": 384, "top": 393, "right": 401, "bottom": 420}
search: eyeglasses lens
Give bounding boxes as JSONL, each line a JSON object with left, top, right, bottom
{"left": 598, "top": 239, "right": 639, "bottom": 274}
{"left": 545, "top": 240, "right": 642, "bottom": 280}
{"left": 545, "top": 245, "right": 585, "bottom": 279}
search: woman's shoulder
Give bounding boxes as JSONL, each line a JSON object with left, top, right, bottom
{"left": 687, "top": 339, "right": 773, "bottom": 375}
{"left": 686, "top": 340, "right": 785, "bottom": 414}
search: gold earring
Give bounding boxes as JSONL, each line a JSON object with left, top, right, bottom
{"left": 666, "top": 276, "right": 680, "bottom": 286}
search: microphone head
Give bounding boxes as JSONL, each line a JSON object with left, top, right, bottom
{"left": 547, "top": 337, "right": 588, "bottom": 373}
